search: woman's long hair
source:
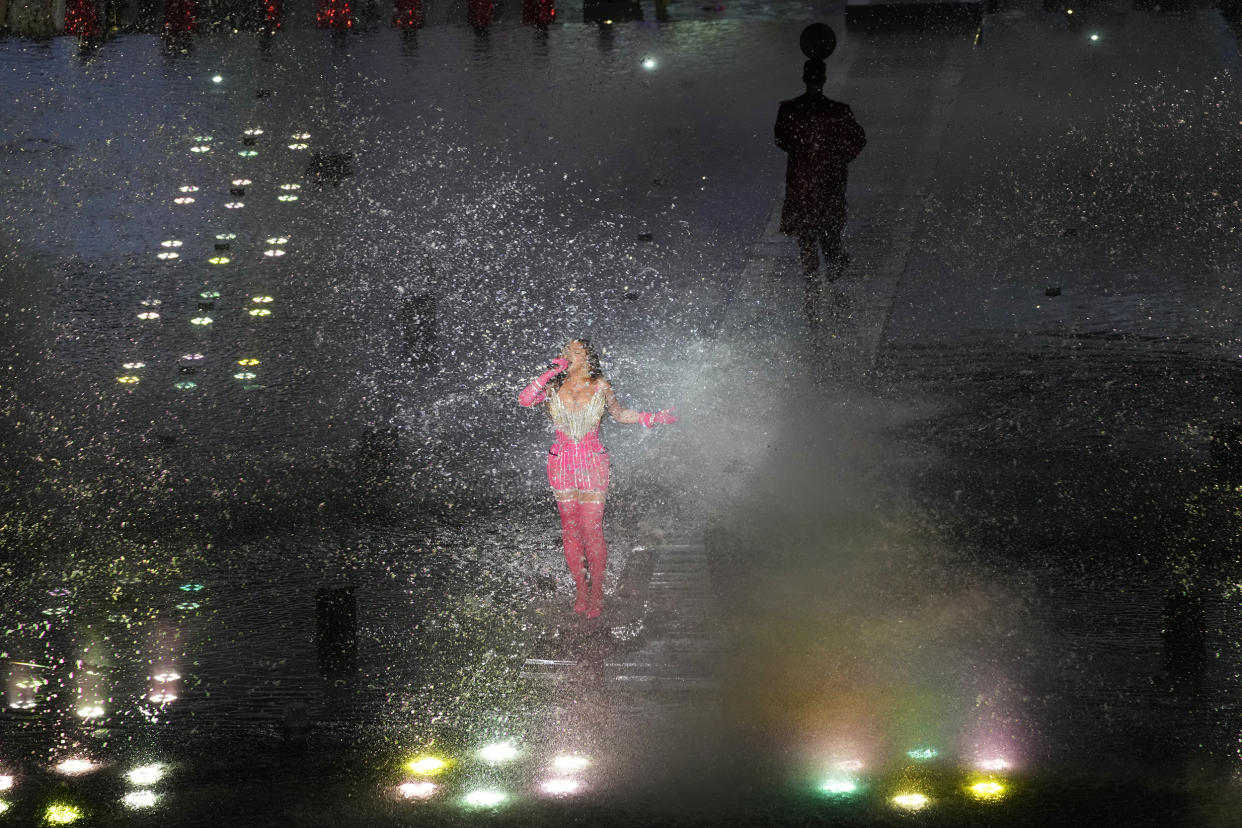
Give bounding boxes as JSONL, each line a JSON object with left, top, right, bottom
{"left": 549, "top": 338, "right": 604, "bottom": 390}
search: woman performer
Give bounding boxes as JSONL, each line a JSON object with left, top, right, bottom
{"left": 519, "top": 340, "right": 677, "bottom": 618}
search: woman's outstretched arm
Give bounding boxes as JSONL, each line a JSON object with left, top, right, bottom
{"left": 604, "top": 382, "right": 676, "bottom": 427}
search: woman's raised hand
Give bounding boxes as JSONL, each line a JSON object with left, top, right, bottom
{"left": 550, "top": 357, "right": 569, "bottom": 372}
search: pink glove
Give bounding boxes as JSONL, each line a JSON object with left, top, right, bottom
{"left": 639, "top": 409, "right": 677, "bottom": 428}
{"left": 518, "top": 358, "right": 569, "bottom": 407}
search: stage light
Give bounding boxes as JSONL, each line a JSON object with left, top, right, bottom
{"left": 398, "top": 781, "right": 437, "bottom": 799}
{"left": 249, "top": 308, "right": 271, "bottom": 317}
{"left": 279, "top": 183, "right": 301, "bottom": 190}
{"left": 55, "top": 759, "right": 96, "bottom": 776}
{"left": 190, "top": 146, "right": 210, "bottom": 154}
{"left": 174, "top": 195, "right": 196, "bottom": 202}
{"left": 190, "top": 316, "right": 213, "bottom": 325}
{"left": 237, "top": 150, "right": 258, "bottom": 157}
{"left": 208, "top": 256, "right": 230, "bottom": 264}
{"left": 117, "top": 376, "right": 140, "bottom": 384}
{"left": 178, "top": 185, "right": 199, "bottom": 193}
{"left": 224, "top": 202, "right": 244, "bottom": 209}
{"left": 181, "top": 352, "right": 205, "bottom": 360}
{"left": 126, "top": 764, "right": 165, "bottom": 786}
{"left": 137, "top": 312, "right": 160, "bottom": 320}
{"left": 232, "top": 178, "right": 252, "bottom": 186}
{"left": 0, "top": 776, "right": 12, "bottom": 791}
{"left": 462, "top": 788, "right": 507, "bottom": 808}
{"left": 238, "top": 358, "right": 260, "bottom": 366}
{"left": 234, "top": 372, "right": 256, "bottom": 380}
{"left": 287, "top": 143, "right": 308, "bottom": 150}
{"left": 123, "top": 790, "right": 158, "bottom": 809}
{"left": 291, "top": 132, "right": 310, "bottom": 140}
{"left": 263, "top": 249, "right": 286, "bottom": 257}
{"left": 157, "top": 252, "right": 179, "bottom": 260}
{"left": 174, "top": 381, "right": 197, "bottom": 390}
{"left": 161, "top": 240, "right": 183, "bottom": 247}
{"left": 551, "top": 755, "right": 590, "bottom": 772}
{"left": 252, "top": 295, "right": 274, "bottom": 303}
{"left": 211, "top": 75, "right": 223, "bottom": 83}
{"left": 540, "top": 778, "right": 581, "bottom": 796}
{"left": 477, "top": 742, "right": 518, "bottom": 763}
{"left": 277, "top": 195, "right": 299, "bottom": 202}
{"left": 76, "top": 705, "right": 105, "bottom": 719}
{"left": 892, "top": 792, "right": 929, "bottom": 811}
{"left": 641, "top": 57, "right": 656, "bottom": 69}
{"left": 152, "top": 672, "right": 181, "bottom": 682}
{"left": 266, "top": 236, "right": 289, "bottom": 244}
{"left": 906, "top": 747, "right": 938, "bottom": 761}
{"left": 967, "top": 780, "right": 1006, "bottom": 801}
{"left": 405, "top": 755, "right": 449, "bottom": 775}
{"left": 44, "top": 803, "right": 83, "bottom": 824}
{"left": 818, "top": 777, "right": 859, "bottom": 796}
{"left": 214, "top": 233, "right": 236, "bottom": 241}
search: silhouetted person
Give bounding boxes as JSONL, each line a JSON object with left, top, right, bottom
{"left": 776, "top": 59, "right": 866, "bottom": 325}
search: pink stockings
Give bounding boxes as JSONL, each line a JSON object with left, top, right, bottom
{"left": 556, "top": 499, "right": 607, "bottom": 617}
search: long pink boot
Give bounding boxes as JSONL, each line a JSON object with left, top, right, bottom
{"left": 557, "top": 500, "right": 588, "bottom": 614}
{"left": 579, "top": 502, "right": 607, "bottom": 618}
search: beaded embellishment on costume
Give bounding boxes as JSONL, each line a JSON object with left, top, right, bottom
{"left": 549, "top": 388, "right": 605, "bottom": 442}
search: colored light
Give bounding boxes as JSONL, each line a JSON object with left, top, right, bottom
{"left": 190, "top": 316, "right": 212, "bottom": 325}
{"left": 551, "top": 755, "right": 590, "bottom": 772}
{"left": 0, "top": 775, "right": 14, "bottom": 790}
{"left": 141, "top": 298, "right": 162, "bottom": 306}
{"left": 174, "top": 196, "right": 196, "bottom": 203}
{"left": 819, "top": 778, "right": 859, "bottom": 796}
{"left": 190, "top": 146, "right": 210, "bottom": 153}
{"left": 178, "top": 185, "right": 199, "bottom": 193}
{"left": 266, "top": 236, "right": 288, "bottom": 244}
{"left": 277, "top": 195, "right": 299, "bottom": 202}
{"left": 174, "top": 381, "right": 197, "bottom": 390}
{"left": 126, "top": 764, "right": 165, "bottom": 786}
{"left": 55, "top": 759, "right": 96, "bottom": 776}
{"left": 152, "top": 672, "right": 181, "bottom": 682}
{"left": 287, "top": 143, "right": 308, "bottom": 150}
{"left": 641, "top": 57, "right": 656, "bottom": 69}
{"left": 214, "top": 234, "right": 236, "bottom": 241}
{"left": 238, "top": 358, "right": 260, "bottom": 366}
{"left": 967, "top": 780, "right": 1006, "bottom": 800}
{"left": 833, "top": 759, "right": 864, "bottom": 772}
{"left": 161, "top": 240, "right": 182, "bottom": 247}
{"left": 405, "top": 756, "right": 448, "bottom": 776}
{"left": 44, "top": 803, "right": 83, "bottom": 824}
{"left": 76, "top": 705, "right": 105, "bottom": 719}
{"left": 234, "top": 372, "right": 256, "bottom": 380}
{"left": 117, "top": 376, "right": 140, "bottom": 384}
{"left": 279, "top": 183, "right": 301, "bottom": 190}
{"left": 398, "top": 780, "right": 437, "bottom": 799}
{"left": 252, "top": 295, "right": 274, "bottom": 303}
{"left": 180, "top": 583, "right": 204, "bottom": 592}
{"left": 263, "top": 249, "right": 286, "bottom": 257}
{"left": 232, "top": 178, "right": 252, "bottom": 186}
{"left": 176, "top": 602, "right": 200, "bottom": 610}
{"left": 540, "top": 778, "right": 581, "bottom": 796}
{"left": 977, "top": 758, "right": 1010, "bottom": 771}
{"left": 199, "top": 290, "right": 221, "bottom": 299}
{"left": 462, "top": 789, "right": 506, "bottom": 808}
{"left": 249, "top": 308, "right": 271, "bottom": 317}
{"left": 244, "top": 128, "right": 264, "bottom": 136}
{"left": 181, "top": 352, "right": 205, "bottom": 360}
{"left": 148, "top": 691, "right": 178, "bottom": 703}
{"left": 157, "top": 252, "right": 179, "bottom": 260}
{"left": 907, "top": 747, "right": 938, "bottom": 761}
{"left": 224, "top": 202, "right": 244, "bottom": 209}
{"left": 123, "top": 790, "right": 158, "bottom": 809}
{"left": 238, "top": 150, "right": 258, "bottom": 157}
{"left": 137, "top": 312, "right": 160, "bottom": 320}
{"left": 477, "top": 742, "right": 518, "bottom": 763}
{"left": 0, "top": 800, "right": 8, "bottom": 814}
{"left": 892, "top": 792, "right": 929, "bottom": 811}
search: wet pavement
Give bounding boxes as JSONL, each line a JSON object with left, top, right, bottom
{"left": 4, "top": 1, "right": 1242, "bottom": 824}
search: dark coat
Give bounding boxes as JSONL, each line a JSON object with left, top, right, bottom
{"left": 775, "top": 92, "right": 866, "bottom": 236}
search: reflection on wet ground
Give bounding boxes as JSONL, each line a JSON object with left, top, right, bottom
{"left": 6, "top": 1, "right": 1242, "bottom": 824}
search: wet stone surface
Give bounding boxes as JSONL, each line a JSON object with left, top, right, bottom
{"left": 3, "top": 1, "right": 1242, "bottom": 825}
